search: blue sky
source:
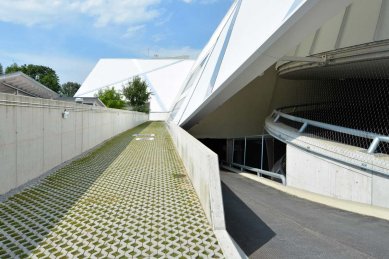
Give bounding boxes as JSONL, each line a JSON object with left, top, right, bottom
{"left": 0, "top": 0, "right": 232, "bottom": 84}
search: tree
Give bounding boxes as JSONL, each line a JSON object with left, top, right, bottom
{"left": 60, "top": 82, "right": 81, "bottom": 97}
{"left": 5, "top": 63, "right": 19, "bottom": 74}
{"left": 0, "top": 63, "right": 3, "bottom": 75}
{"left": 5, "top": 63, "right": 60, "bottom": 93}
{"left": 96, "top": 87, "right": 126, "bottom": 109}
{"left": 122, "top": 76, "right": 151, "bottom": 113}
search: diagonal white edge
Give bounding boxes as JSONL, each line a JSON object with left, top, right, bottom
{"left": 179, "top": 0, "right": 352, "bottom": 128}
{"left": 133, "top": 59, "right": 167, "bottom": 111}
{"left": 75, "top": 59, "right": 185, "bottom": 97}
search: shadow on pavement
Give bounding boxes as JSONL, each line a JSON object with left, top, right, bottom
{"left": 222, "top": 182, "right": 275, "bottom": 256}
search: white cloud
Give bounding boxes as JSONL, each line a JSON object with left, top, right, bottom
{"left": 122, "top": 25, "right": 145, "bottom": 39}
{"left": 0, "top": 0, "right": 161, "bottom": 27}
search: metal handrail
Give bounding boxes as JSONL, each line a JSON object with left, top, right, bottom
{"left": 222, "top": 162, "right": 286, "bottom": 185}
{"left": 278, "top": 102, "right": 335, "bottom": 113}
{"left": 272, "top": 110, "right": 389, "bottom": 154}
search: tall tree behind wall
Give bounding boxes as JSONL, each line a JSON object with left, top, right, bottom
{"left": 5, "top": 63, "right": 60, "bottom": 93}
{"left": 60, "top": 82, "right": 81, "bottom": 97}
{"left": 122, "top": 76, "right": 152, "bottom": 113}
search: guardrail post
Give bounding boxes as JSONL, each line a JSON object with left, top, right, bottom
{"left": 232, "top": 139, "right": 235, "bottom": 164}
{"left": 260, "top": 135, "right": 264, "bottom": 170}
{"left": 298, "top": 122, "right": 308, "bottom": 133}
{"left": 243, "top": 137, "right": 247, "bottom": 166}
{"left": 274, "top": 114, "right": 280, "bottom": 122}
{"left": 367, "top": 137, "right": 380, "bottom": 154}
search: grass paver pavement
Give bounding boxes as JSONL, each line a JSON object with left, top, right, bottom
{"left": 0, "top": 122, "right": 223, "bottom": 258}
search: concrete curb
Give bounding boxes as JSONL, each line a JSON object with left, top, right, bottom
{"left": 214, "top": 230, "right": 248, "bottom": 259}
{"left": 167, "top": 122, "right": 247, "bottom": 259}
{"left": 222, "top": 167, "right": 389, "bottom": 221}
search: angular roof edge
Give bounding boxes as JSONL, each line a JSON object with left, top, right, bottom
{"left": 0, "top": 72, "right": 59, "bottom": 99}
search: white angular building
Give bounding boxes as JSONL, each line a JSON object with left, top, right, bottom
{"left": 169, "top": 0, "right": 389, "bottom": 209}
{"left": 78, "top": 0, "right": 389, "bottom": 209}
{"left": 75, "top": 58, "right": 195, "bottom": 121}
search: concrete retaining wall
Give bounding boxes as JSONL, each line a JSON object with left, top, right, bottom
{"left": 166, "top": 122, "right": 246, "bottom": 259}
{"left": 167, "top": 121, "right": 224, "bottom": 230}
{"left": 0, "top": 93, "right": 148, "bottom": 195}
{"left": 287, "top": 145, "right": 389, "bottom": 208}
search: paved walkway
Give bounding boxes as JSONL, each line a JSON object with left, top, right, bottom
{"left": 221, "top": 170, "right": 389, "bottom": 259}
{"left": 0, "top": 122, "right": 223, "bottom": 258}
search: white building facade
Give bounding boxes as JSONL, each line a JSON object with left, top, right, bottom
{"left": 76, "top": 58, "right": 194, "bottom": 121}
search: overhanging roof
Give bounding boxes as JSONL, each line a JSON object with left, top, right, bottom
{"left": 0, "top": 72, "right": 59, "bottom": 99}
{"left": 174, "top": 0, "right": 352, "bottom": 128}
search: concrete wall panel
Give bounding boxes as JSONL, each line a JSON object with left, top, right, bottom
{"left": 0, "top": 94, "right": 17, "bottom": 193}
{"left": 16, "top": 99, "right": 45, "bottom": 185}
{"left": 372, "top": 174, "right": 389, "bottom": 208}
{"left": 43, "top": 102, "right": 62, "bottom": 172}
{"left": 167, "top": 122, "right": 224, "bottom": 229}
{"left": 0, "top": 93, "right": 148, "bottom": 194}
{"left": 75, "top": 108, "right": 83, "bottom": 155}
{"left": 167, "top": 122, "right": 245, "bottom": 258}
{"left": 61, "top": 107, "right": 77, "bottom": 162}
{"left": 287, "top": 145, "right": 376, "bottom": 206}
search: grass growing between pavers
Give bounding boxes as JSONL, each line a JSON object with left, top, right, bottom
{"left": 0, "top": 122, "right": 223, "bottom": 258}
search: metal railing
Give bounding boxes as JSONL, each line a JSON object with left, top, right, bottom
{"left": 272, "top": 110, "right": 389, "bottom": 154}
{"left": 230, "top": 135, "right": 272, "bottom": 170}
{"left": 221, "top": 162, "right": 286, "bottom": 185}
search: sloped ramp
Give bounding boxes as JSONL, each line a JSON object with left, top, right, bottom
{"left": 0, "top": 122, "right": 223, "bottom": 258}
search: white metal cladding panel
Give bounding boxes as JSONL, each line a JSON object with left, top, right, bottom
{"left": 376, "top": 0, "right": 389, "bottom": 41}
{"left": 181, "top": 59, "right": 205, "bottom": 96}
{"left": 295, "top": 31, "right": 316, "bottom": 57}
{"left": 182, "top": 10, "right": 234, "bottom": 114}
{"left": 146, "top": 60, "right": 194, "bottom": 113}
{"left": 169, "top": 0, "right": 240, "bottom": 120}
{"left": 136, "top": 59, "right": 179, "bottom": 72}
{"left": 214, "top": 0, "right": 306, "bottom": 88}
{"left": 75, "top": 58, "right": 194, "bottom": 115}
{"left": 176, "top": 0, "right": 353, "bottom": 127}
{"left": 75, "top": 59, "right": 141, "bottom": 97}
{"left": 179, "top": 59, "right": 214, "bottom": 123}
{"left": 191, "top": 0, "right": 240, "bottom": 71}
{"left": 172, "top": 55, "right": 212, "bottom": 124}
{"left": 285, "top": 0, "right": 389, "bottom": 56}
{"left": 311, "top": 10, "right": 345, "bottom": 54}
{"left": 338, "top": 0, "right": 382, "bottom": 48}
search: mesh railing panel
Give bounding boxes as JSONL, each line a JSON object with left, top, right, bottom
{"left": 276, "top": 59, "right": 389, "bottom": 155}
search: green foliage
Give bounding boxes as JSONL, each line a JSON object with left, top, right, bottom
{"left": 122, "top": 76, "right": 151, "bottom": 113}
{"left": 5, "top": 63, "right": 19, "bottom": 74}
{"left": 60, "top": 82, "right": 81, "bottom": 97}
{"left": 5, "top": 63, "right": 60, "bottom": 93}
{"left": 0, "top": 63, "right": 3, "bottom": 75}
{"left": 97, "top": 87, "right": 126, "bottom": 109}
